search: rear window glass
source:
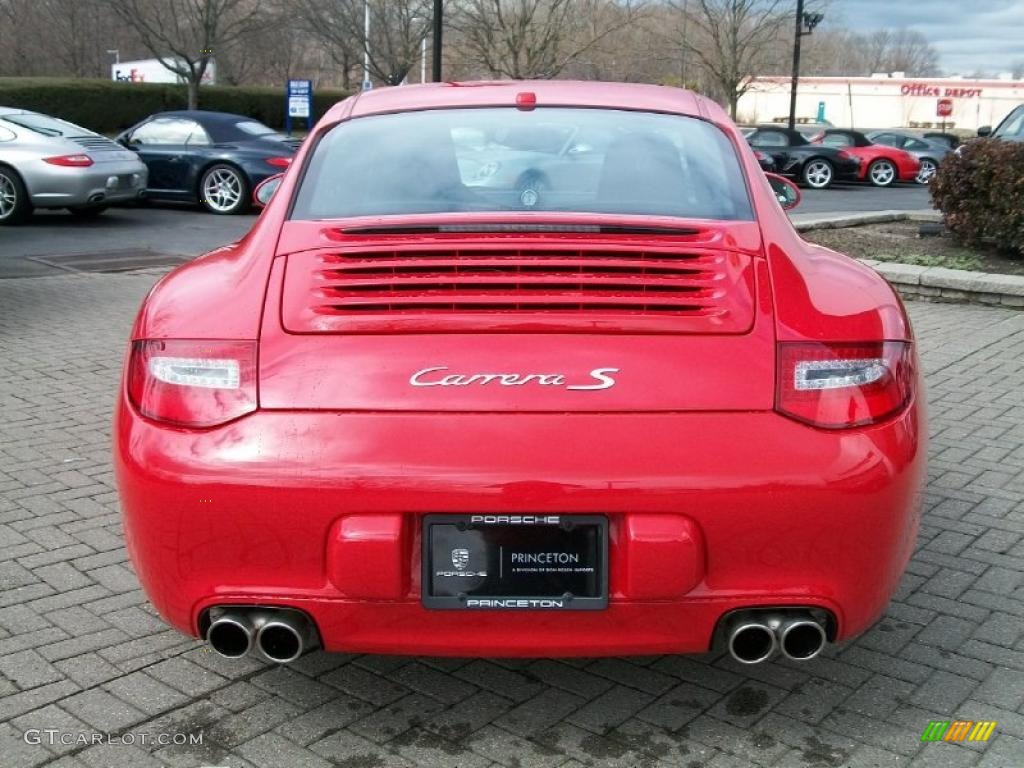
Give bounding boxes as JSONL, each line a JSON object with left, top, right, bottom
{"left": 995, "top": 106, "right": 1024, "bottom": 140}
{"left": 2, "top": 112, "right": 90, "bottom": 137}
{"left": 236, "top": 120, "right": 280, "bottom": 137}
{"left": 291, "top": 107, "right": 753, "bottom": 221}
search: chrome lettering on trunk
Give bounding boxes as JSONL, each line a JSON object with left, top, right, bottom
{"left": 410, "top": 367, "right": 619, "bottom": 390}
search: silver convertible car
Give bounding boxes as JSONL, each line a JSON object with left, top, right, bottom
{"left": 0, "top": 107, "right": 147, "bottom": 224}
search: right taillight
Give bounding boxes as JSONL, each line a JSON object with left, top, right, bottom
{"left": 776, "top": 341, "right": 914, "bottom": 429}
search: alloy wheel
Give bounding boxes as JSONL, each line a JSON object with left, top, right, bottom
{"left": 869, "top": 160, "right": 897, "bottom": 187}
{"left": 804, "top": 160, "right": 832, "bottom": 189}
{"left": 202, "top": 167, "right": 243, "bottom": 213}
{"left": 916, "top": 159, "right": 937, "bottom": 184}
{"left": 0, "top": 172, "right": 16, "bottom": 220}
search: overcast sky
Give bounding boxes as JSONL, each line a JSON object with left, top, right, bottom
{"left": 826, "top": 0, "right": 1024, "bottom": 76}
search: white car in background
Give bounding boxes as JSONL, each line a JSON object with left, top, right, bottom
{"left": 0, "top": 107, "right": 147, "bottom": 225}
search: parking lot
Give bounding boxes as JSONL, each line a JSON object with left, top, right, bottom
{"left": 0, "top": 184, "right": 933, "bottom": 278}
{"left": 2, "top": 186, "right": 1023, "bottom": 768}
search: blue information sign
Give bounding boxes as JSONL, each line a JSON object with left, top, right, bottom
{"left": 285, "top": 79, "right": 313, "bottom": 136}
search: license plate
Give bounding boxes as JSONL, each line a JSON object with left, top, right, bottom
{"left": 422, "top": 514, "right": 608, "bottom": 610}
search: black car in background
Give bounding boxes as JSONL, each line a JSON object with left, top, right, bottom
{"left": 745, "top": 126, "right": 860, "bottom": 189}
{"left": 117, "top": 111, "right": 298, "bottom": 214}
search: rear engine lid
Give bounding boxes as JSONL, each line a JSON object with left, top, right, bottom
{"left": 260, "top": 224, "right": 775, "bottom": 413}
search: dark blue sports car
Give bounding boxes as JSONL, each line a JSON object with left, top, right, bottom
{"left": 116, "top": 110, "right": 299, "bottom": 214}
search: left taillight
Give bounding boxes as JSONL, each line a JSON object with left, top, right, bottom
{"left": 127, "top": 340, "right": 257, "bottom": 427}
{"left": 43, "top": 154, "right": 93, "bottom": 167}
{"left": 776, "top": 341, "right": 914, "bottom": 429}
{"left": 265, "top": 156, "right": 292, "bottom": 169}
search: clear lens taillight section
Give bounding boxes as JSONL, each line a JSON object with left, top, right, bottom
{"left": 127, "top": 340, "right": 257, "bottom": 427}
{"left": 776, "top": 342, "right": 914, "bottom": 429}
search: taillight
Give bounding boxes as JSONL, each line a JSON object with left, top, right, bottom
{"left": 43, "top": 154, "right": 93, "bottom": 167}
{"left": 127, "top": 340, "right": 257, "bottom": 427}
{"left": 265, "top": 156, "right": 292, "bottom": 169}
{"left": 776, "top": 342, "right": 914, "bottom": 429}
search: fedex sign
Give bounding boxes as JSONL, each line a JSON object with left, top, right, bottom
{"left": 111, "top": 58, "right": 216, "bottom": 85}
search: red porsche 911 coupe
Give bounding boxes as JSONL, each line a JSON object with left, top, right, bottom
{"left": 114, "top": 82, "right": 925, "bottom": 666}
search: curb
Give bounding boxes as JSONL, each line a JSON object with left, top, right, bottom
{"left": 794, "top": 211, "right": 1024, "bottom": 310}
{"left": 791, "top": 210, "right": 941, "bottom": 232}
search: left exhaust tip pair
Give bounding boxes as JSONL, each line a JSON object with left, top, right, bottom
{"left": 206, "top": 608, "right": 316, "bottom": 664}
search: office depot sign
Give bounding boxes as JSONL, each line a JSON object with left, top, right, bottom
{"left": 901, "top": 82, "right": 982, "bottom": 99}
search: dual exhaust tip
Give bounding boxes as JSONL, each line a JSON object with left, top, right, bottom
{"left": 726, "top": 612, "right": 828, "bottom": 664}
{"left": 206, "top": 608, "right": 316, "bottom": 664}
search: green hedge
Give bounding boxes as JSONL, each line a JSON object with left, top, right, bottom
{"left": 931, "top": 139, "right": 1024, "bottom": 257}
{"left": 0, "top": 77, "right": 350, "bottom": 134}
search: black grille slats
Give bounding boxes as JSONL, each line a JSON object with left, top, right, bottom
{"left": 311, "top": 248, "right": 729, "bottom": 316}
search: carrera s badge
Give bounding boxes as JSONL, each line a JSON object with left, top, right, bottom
{"left": 410, "top": 366, "right": 619, "bottom": 390}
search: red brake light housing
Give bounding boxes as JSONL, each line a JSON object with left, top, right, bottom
{"left": 776, "top": 342, "right": 914, "bottom": 429}
{"left": 43, "top": 154, "right": 93, "bottom": 167}
{"left": 127, "top": 340, "right": 257, "bottom": 427}
{"left": 265, "top": 156, "right": 292, "bottom": 169}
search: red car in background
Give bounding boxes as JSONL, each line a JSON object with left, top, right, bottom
{"left": 115, "top": 81, "right": 925, "bottom": 666}
{"left": 811, "top": 129, "right": 921, "bottom": 187}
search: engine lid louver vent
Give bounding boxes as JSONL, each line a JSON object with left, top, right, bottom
{"left": 281, "top": 244, "right": 756, "bottom": 334}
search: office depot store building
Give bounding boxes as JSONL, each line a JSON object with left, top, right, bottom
{"left": 737, "top": 75, "right": 1024, "bottom": 132}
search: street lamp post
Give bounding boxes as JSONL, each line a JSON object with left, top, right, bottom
{"left": 362, "top": 0, "right": 371, "bottom": 90}
{"left": 787, "top": 2, "right": 824, "bottom": 130}
{"left": 431, "top": 0, "right": 442, "bottom": 82}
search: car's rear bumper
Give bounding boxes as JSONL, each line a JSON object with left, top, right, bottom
{"left": 25, "top": 159, "right": 147, "bottom": 208}
{"left": 114, "top": 403, "right": 924, "bottom": 656}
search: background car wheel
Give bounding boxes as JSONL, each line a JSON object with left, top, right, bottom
{"left": 868, "top": 159, "right": 897, "bottom": 187}
{"left": 801, "top": 159, "right": 833, "bottom": 189}
{"left": 0, "top": 165, "right": 33, "bottom": 225}
{"left": 200, "top": 164, "right": 250, "bottom": 215}
{"left": 915, "top": 158, "right": 938, "bottom": 185}
{"left": 516, "top": 172, "right": 548, "bottom": 209}
{"left": 67, "top": 205, "right": 109, "bottom": 219}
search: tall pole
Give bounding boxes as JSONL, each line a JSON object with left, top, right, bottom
{"left": 432, "top": 0, "right": 442, "bottom": 81}
{"left": 680, "top": 0, "right": 689, "bottom": 87}
{"left": 362, "top": 0, "right": 370, "bottom": 89}
{"left": 788, "top": 0, "right": 804, "bottom": 130}
{"left": 421, "top": 36, "right": 427, "bottom": 83}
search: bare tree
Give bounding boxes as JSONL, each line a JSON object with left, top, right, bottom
{"left": 672, "top": 0, "right": 788, "bottom": 118}
{"left": 0, "top": 0, "right": 38, "bottom": 75}
{"left": 454, "top": 0, "right": 645, "bottom": 80}
{"left": 1013, "top": 60, "right": 1024, "bottom": 80}
{"left": 297, "top": 0, "right": 431, "bottom": 87}
{"left": 860, "top": 28, "right": 939, "bottom": 76}
{"left": 101, "top": 0, "right": 261, "bottom": 108}
{"left": 799, "top": 26, "right": 941, "bottom": 77}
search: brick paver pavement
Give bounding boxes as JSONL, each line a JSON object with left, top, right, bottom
{"left": 1, "top": 270, "right": 1023, "bottom": 768}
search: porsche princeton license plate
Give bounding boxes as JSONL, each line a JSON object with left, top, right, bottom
{"left": 422, "top": 514, "right": 608, "bottom": 610}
